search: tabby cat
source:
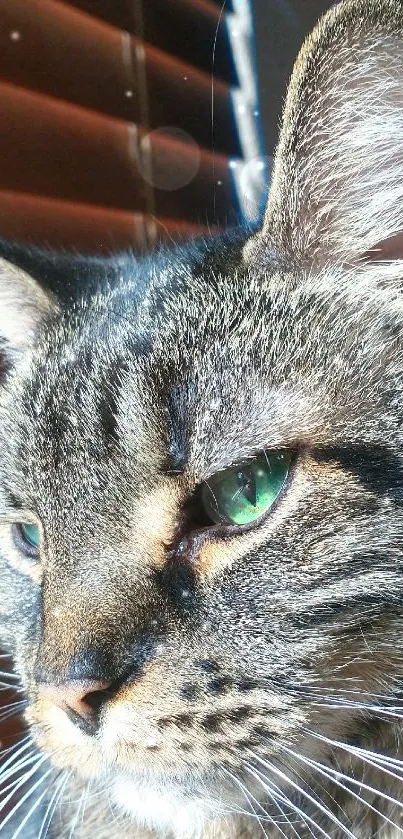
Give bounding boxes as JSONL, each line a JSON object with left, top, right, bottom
{"left": 1, "top": 1, "right": 403, "bottom": 837}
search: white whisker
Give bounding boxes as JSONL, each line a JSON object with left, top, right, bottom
{"left": 0, "top": 751, "right": 44, "bottom": 793}
{"left": 281, "top": 742, "right": 403, "bottom": 835}
{"left": 304, "top": 729, "right": 403, "bottom": 779}
{"left": 245, "top": 762, "right": 333, "bottom": 839}
{"left": 6, "top": 772, "right": 54, "bottom": 839}
{"left": 247, "top": 751, "right": 359, "bottom": 839}
{"left": 0, "top": 736, "right": 31, "bottom": 766}
{"left": 0, "top": 765, "right": 53, "bottom": 835}
{"left": 0, "top": 671, "right": 20, "bottom": 682}
{"left": 66, "top": 779, "right": 88, "bottom": 839}
{"left": 221, "top": 766, "right": 271, "bottom": 835}
{"left": 38, "top": 771, "right": 70, "bottom": 839}
{"left": 0, "top": 754, "right": 48, "bottom": 813}
{"left": 0, "top": 701, "right": 27, "bottom": 724}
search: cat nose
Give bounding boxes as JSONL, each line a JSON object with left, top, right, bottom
{"left": 39, "top": 679, "right": 113, "bottom": 732}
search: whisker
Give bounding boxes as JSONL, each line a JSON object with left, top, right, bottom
{"left": 0, "top": 754, "right": 49, "bottom": 813}
{"left": 304, "top": 729, "right": 403, "bottom": 780}
{"left": 80, "top": 778, "right": 94, "bottom": 833}
{"left": 0, "top": 671, "right": 20, "bottom": 682}
{"left": 244, "top": 758, "right": 326, "bottom": 839}
{"left": 0, "top": 702, "right": 27, "bottom": 724}
{"left": 9, "top": 790, "right": 50, "bottom": 839}
{"left": 281, "top": 742, "right": 403, "bottom": 836}
{"left": 284, "top": 751, "right": 344, "bottom": 825}
{"left": 0, "top": 740, "right": 33, "bottom": 772}
{"left": 0, "top": 761, "right": 43, "bottom": 799}
{"left": 0, "top": 742, "right": 39, "bottom": 787}
{"left": 37, "top": 771, "right": 70, "bottom": 839}
{"left": 233, "top": 766, "right": 290, "bottom": 838}
{"left": 247, "top": 751, "right": 359, "bottom": 839}
{"left": 0, "top": 748, "right": 40, "bottom": 790}
{"left": 244, "top": 769, "right": 303, "bottom": 837}
{"left": 297, "top": 685, "right": 403, "bottom": 701}
{"left": 0, "top": 684, "right": 23, "bottom": 693}
{"left": 3, "top": 769, "right": 54, "bottom": 839}
{"left": 203, "top": 480, "right": 222, "bottom": 520}
{"left": 244, "top": 763, "right": 333, "bottom": 839}
{"left": 106, "top": 797, "right": 121, "bottom": 831}
{"left": 66, "top": 779, "right": 89, "bottom": 839}
{"left": 221, "top": 766, "right": 271, "bottom": 834}
{"left": 0, "top": 735, "right": 31, "bottom": 763}
{"left": 230, "top": 485, "right": 246, "bottom": 504}
{"left": 310, "top": 698, "right": 403, "bottom": 719}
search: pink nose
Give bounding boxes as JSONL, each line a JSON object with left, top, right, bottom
{"left": 39, "top": 679, "right": 113, "bottom": 721}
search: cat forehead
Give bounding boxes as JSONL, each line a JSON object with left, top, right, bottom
{"left": 14, "top": 260, "right": 403, "bottom": 484}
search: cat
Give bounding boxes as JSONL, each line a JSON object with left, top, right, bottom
{"left": 1, "top": 0, "right": 403, "bottom": 837}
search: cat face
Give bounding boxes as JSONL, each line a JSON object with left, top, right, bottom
{"left": 2, "top": 1, "right": 403, "bottom": 836}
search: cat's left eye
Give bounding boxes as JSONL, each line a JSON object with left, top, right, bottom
{"left": 12, "top": 522, "right": 41, "bottom": 558}
{"left": 201, "top": 450, "right": 292, "bottom": 526}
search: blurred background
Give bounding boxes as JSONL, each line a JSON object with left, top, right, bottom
{"left": 0, "top": 0, "right": 333, "bottom": 254}
{"left": 0, "top": 0, "right": 333, "bottom": 768}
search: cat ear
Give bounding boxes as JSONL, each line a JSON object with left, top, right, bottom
{"left": 0, "top": 258, "right": 57, "bottom": 362}
{"left": 244, "top": 0, "right": 403, "bottom": 270}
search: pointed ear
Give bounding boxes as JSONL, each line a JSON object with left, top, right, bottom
{"left": 244, "top": 0, "right": 403, "bottom": 270}
{"left": 0, "top": 258, "right": 58, "bottom": 364}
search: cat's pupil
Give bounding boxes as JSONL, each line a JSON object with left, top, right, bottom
{"left": 200, "top": 451, "right": 292, "bottom": 527}
{"left": 236, "top": 469, "right": 257, "bottom": 507}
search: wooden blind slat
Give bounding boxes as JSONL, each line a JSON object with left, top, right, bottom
{"left": 0, "top": 0, "right": 240, "bottom": 156}
{"left": 145, "top": 43, "right": 241, "bottom": 157}
{"left": 0, "top": 82, "right": 237, "bottom": 225}
{"left": 0, "top": 191, "right": 212, "bottom": 253}
{"left": 60, "top": 0, "right": 237, "bottom": 85}
{"left": 0, "top": 0, "right": 133, "bottom": 121}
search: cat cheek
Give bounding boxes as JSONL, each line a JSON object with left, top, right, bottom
{"left": 193, "top": 535, "right": 242, "bottom": 578}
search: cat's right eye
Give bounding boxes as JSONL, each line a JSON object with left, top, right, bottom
{"left": 12, "top": 522, "right": 41, "bottom": 559}
{"left": 201, "top": 450, "right": 292, "bottom": 526}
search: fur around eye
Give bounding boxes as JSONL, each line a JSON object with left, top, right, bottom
{"left": 12, "top": 522, "right": 41, "bottom": 558}
{"left": 201, "top": 451, "right": 292, "bottom": 526}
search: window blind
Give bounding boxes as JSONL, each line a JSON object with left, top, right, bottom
{"left": 0, "top": 0, "right": 263, "bottom": 254}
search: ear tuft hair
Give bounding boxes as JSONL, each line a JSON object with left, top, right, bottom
{"left": 0, "top": 257, "right": 58, "bottom": 363}
{"left": 244, "top": 0, "right": 403, "bottom": 270}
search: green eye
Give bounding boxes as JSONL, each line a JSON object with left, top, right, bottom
{"left": 12, "top": 522, "right": 41, "bottom": 557}
{"left": 201, "top": 451, "right": 292, "bottom": 526}
{"left": 21, "top": 523, "right": 40, "bottom": 549}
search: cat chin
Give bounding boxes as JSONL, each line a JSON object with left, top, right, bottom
{"left": 112, "top": 774, "right": 223, "bottom": 839}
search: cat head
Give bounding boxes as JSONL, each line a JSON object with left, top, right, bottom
{"left": 1, "top": 1, "right": 403, "bottom": 835}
